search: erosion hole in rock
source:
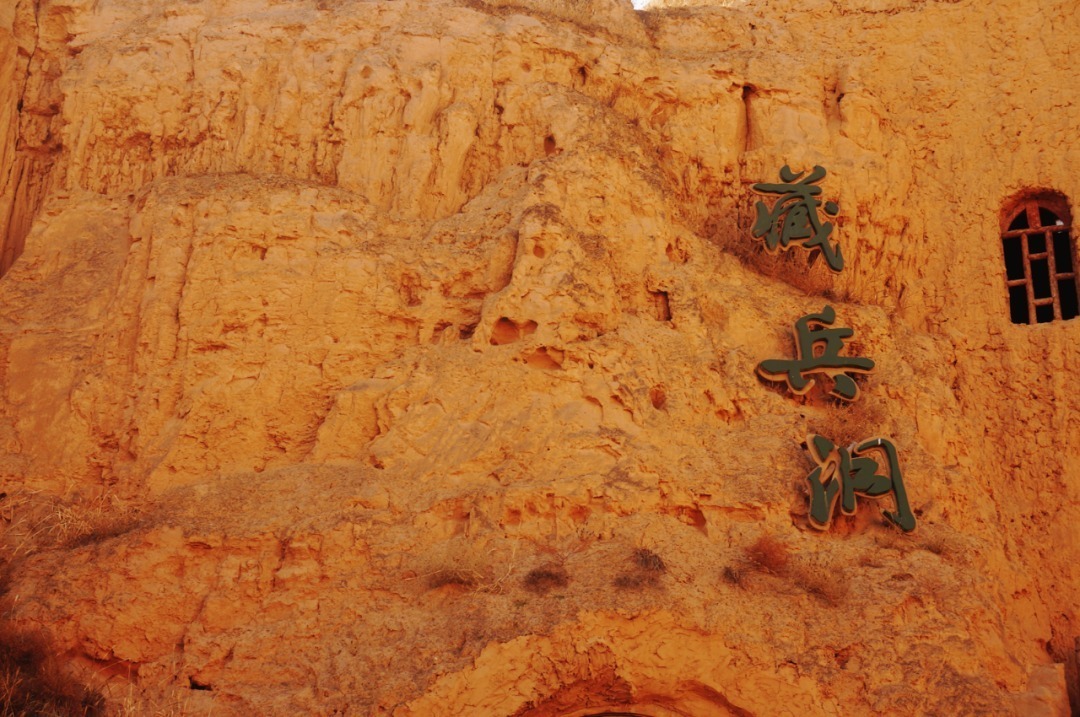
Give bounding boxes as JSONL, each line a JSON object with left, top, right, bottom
{"left": 665, "top": 242, "right": 688, "bottom": 263}
{"left": 490, "top": 317, "right": 538, "bottom": 345}
{"left": 514, "top": 665, "right": 639, "bottom": 716}
{"left": 741, "top": 84, "right": 756, "bottom": 152}
{"left": 188, "top": 677, "right": 213, "bottom": 691}
{"left": 544, "top": 134, "right": 557, "bottom": 155}
{"left": 650, "top": 290, "right": 671, "bottom": 321}
{"left": 524, "top": 346, "right": 563, "bottom": 369}
{"left": 1001, "top": 191, "right": 1079, "bottom": 324}
{"left": 649, "top": 385, "right": 667, "bottom": 410}
{"left": 533, "top": 243, "right": 547, "bottom": 258}
{"left": 400, "top": 274, "right": 423, "bottom": 307}
{"left": 430, "top": 321, "right": 452, "bottom": 343}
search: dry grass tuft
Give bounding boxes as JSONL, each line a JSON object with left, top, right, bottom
{"left": 426, "top": 569, "right": 479, "bottom": 591}
{"left": 612, "top": 573, "right": 651, "bottom": 590}
{"left": 111, "top": 685, "right": 202, "bottom": 717}
{"left": 796, "top": 566, "right": 849, "bottom": 606}
{"left": 0, "top": 624, "right": 103, "bottom": 717}
{"left": 632, "top": 548, "right": 666, "bottom": 573}
{"left": 917, "top": 528, "right": 964, "bottom": 560}
{"left": 808, "top": 399, "right": 885, "bottom": 449}
{"left": 744, "top": 535, "right": 790, "bottom": 576}
{"left": 721, "top": 565, "right": 745, "bottom": 587}
{"left": 731, "top": 242, "right": 841, "bottom": 298}
{"left": 1, "top": 491, "right": 143, "bottom": 559}
{"left": 726, "top": 536, "right": 846, "bottom": 606}
{"left": 416, "top": 541, "right": 519, "bottom": 595}
{"left": 613, "top": 548, "right": 667, "bottom": 590}
{"left": 50, "top": 498, "right": 143, "bottom": 549}
{"left": 522, "top": 565, "right": 569, "bottom": 594}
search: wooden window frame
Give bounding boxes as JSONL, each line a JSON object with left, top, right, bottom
{"left": 1000, "top": 194, "right": 1078, "bottom": 324}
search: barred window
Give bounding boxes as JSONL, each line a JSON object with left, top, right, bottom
{"left": 1001, "top": 193, "right": 1079, "bottom": 324}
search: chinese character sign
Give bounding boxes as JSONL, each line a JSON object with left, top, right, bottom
{"left": 747, "top": 164, "right": 917, "bottom": 533}
{"left": 752, "top": 165, "right": 843, "bottom": 272}
{"left": 757, "top": 305, "right": 874, "bottom": 401}
{"left": 804, "top": 434, "right": 916, "bottom": 532}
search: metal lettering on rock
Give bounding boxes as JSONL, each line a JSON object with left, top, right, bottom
{"left": 752, "top": 165, "right": 843, "bottom": 272}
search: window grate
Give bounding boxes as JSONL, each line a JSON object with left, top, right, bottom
{"left": 1001, "top": 196, "right": 1079, "bottom": 324}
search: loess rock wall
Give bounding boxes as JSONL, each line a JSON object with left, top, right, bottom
{"left": 0, "top": 0, "right": 1077, "bottom": 714}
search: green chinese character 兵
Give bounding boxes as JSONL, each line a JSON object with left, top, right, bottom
{"left": 757, "top": 305, "right": 874, "bottom": 401}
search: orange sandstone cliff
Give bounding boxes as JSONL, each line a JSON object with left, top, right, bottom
{"left": 0, "top": 0, "right": 1077, "bottom": 714}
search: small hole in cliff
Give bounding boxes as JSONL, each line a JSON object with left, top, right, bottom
{"left": 494, "top": 103, "right": 504, "bottom": 116}
{"left": 544, "top": 135, "right": 557, "bottom": 156}
{"left": 577, "top": 65, "right": 588, "bottom": 84}
{"left": 430, "top": 321, "right": 452, "bottom": 343}
{"left": 649, "top": 385, "right": 667, "bottom": 410}
{"left": 650, "top": 290, "right": 671, "bottom": 321}
{"left": 16, "top": 99, "right": 22, "bottom": 113}
{"left": 525, "top": 347, "right": 563, "bottom": 370}
{"left": 399, "top": 275, "right": 422, "bottom": 307}
{"left": 533, "top": 243, "right": 546, "bottom": 258}
{"left": 459, "top": 323, "right": 477, "bottom": 339}
{"left": 491, "top": 318, "right": 537, "bottom": 345}
{"left": 665, "top": 242, "right": 688, "bottom": 263}
{"left": 188, "top": 677, "right": 213, "bottom": 691}
{"left": 491, "top": 318, "right": 519, "bottom": 345}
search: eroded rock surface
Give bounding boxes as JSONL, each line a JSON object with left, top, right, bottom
{"left": 0, "top": 0, "right": 1077, "bottom": 714}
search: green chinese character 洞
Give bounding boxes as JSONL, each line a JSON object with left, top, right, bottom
{"left": 752, "top": 165, "right": 843, "bottom": 272}
{"left": 804, "top": 434, "right": 916, "bottom": 532}
{"left": 757, "top": 305, "right": 874, "bottom": 401}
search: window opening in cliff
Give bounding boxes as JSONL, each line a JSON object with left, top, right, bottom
{"left": 1001, "top": 194, "right": 1079, "bottom": 324}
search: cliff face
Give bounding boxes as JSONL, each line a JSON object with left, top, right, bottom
{"left": 0, "top": 0, "right": 1078, "bottom": 714}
